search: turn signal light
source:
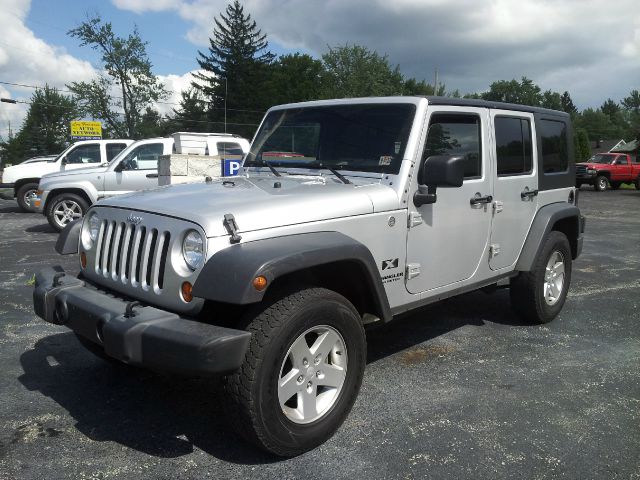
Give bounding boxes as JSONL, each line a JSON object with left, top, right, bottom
{"left": 253, "top": 275, "right": 268, "bottom": 291}
{"left": 80, "top": 252, "right": 87, "bottom": 269}
{"left": 181, "top": 281, "right": 193, "bottom": 302}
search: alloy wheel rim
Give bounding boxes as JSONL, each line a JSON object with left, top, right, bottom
{"left": 53, "top": 200, "right": 82, "bottom": 228}
{"left": 23, "top": 189, "right": 37, "bottom": 206}
{"left": 599, "top": 179, "right": 607, "bottom": 189}
{"left": 543, "top": 250, "right": 565, "bottom": 306}
{"left": 278, "top": 325, "right": 348, "bottom": 424}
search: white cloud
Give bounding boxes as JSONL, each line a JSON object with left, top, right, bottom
{"left": 112, "top": 0, "right": 640, "bottom": 109}
{"left": 156, "top": 70, "right": 203, "bottom": 117}
{"left": 0, "top": 0, "right": 97, "bottom": 139}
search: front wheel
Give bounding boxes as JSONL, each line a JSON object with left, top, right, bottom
{"left": 222, "top": 287, "right": 366, "bottom": 457}
{"left": 46, "top": 193, "right": 89, "bottom": 232}
{"left": 510, "top": 231, "right": 572, "bottom": 324}
{"left": 594, "top": 175, "right": 609, "bottom": 191}
{"left": 16, "top": 182, "right": 39, "bottom": 212}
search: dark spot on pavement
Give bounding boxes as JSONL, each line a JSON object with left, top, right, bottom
{"left": 399, "top": 345, "right": 455, "bottom": 364}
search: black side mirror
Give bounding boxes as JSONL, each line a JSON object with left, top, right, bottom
{"left": 61, "top": 156, "right": 68, "bottom": 165}
{"left": 114, "top": 161, "right": 125, "bottom": 172}
{"left": 414, "top": 155, "right": 465, "bottom": 207}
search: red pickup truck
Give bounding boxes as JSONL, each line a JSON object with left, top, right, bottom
{"left": 576, "top": 153, "right": 640, "bottom": 191}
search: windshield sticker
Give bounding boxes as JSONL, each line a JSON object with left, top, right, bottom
{"left": 394, "top": 142, "right": 401, "bottom": 154}
{"left": 379, "top": 156, "right": 392, "bottom": 166}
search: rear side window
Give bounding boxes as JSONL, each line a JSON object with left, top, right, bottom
{"left": 217, "top": 142, "right": 244, "bottom": 156}
{"left": 424, "top": 113, "right": 482, "bottom": 179}
{"left": 106, "top": 143, "right": 128, "bottom": 161}
{"left": 539, "top": 120, "right": 568, "bottom": 173}
{"left": 495, "top": 116, "right": 533, "bottom": 176}
{"left": 66, "top": 144, "right": 101, "bottom": 164}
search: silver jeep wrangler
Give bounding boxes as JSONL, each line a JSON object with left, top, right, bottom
{"left": 33, "top": 97, "right": 584, "bottom": 456}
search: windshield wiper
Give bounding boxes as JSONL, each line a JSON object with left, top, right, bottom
{"left": 262, "top": 159, "right": 281, "bottom": 177}
{"left": 327, "top": 168, "right": 351, "bottom": 184}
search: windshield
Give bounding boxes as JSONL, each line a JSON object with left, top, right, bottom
{"left": 588, "top": 154, "right": 615, "bottom": 164}
{"left": 244, "top": 103, "right": 416, "bottom": 174}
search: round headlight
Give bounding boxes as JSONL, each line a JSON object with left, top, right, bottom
{"left": 88, "top": 212, "right": 101, "bottom": 241}
{"left": 182, "top": 230, "right": 204, "bottom": 270}
{"left": 82, "top": 212, "right": 101, "bottom": 249}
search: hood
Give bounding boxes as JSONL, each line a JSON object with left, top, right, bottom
{"left": 97, "top": 175, "right": 400, "bottom": 237}
{"left": 576, "top": 162, "right": 605, "bottom": 168}
{"left": 41, "top": 165, "right": 108, "bottom": 181}
{"left": 3, "top": 162, "right": 57, "bottom": 183}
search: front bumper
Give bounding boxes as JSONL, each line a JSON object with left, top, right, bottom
{"left": 30, "top": 190, "right": 46, "bottom": 212}
{"left": 33, "top": 266, "right": 251, "bottom": 376}
{"left": 576, "top": 172, "right": 597, "bottom": 183}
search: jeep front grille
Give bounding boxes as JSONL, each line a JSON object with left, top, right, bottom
{"left": 94, "top": 220, "right": 171, "bottom": 293}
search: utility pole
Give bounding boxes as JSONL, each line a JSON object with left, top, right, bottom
{"left": 434, "top": 67, "right": 439, "bottom": 96}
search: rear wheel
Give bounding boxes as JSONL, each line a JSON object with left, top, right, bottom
{"left": 594, "top": 175, "right": 609, "bottom": 191}
{"left": 46, "top": 193, "right": 88, "bottom": 232}
{"left": 510, "top": 231, "right": 572, "bottom": 324}
{"left": 222, "top": 287, "right": 366, "bottom": 457}
{"left": 16, "top": 182, "right": 39, "bottom": 212}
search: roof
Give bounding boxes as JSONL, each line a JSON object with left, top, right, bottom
{"left": 424, "top": 96, "right": 570, "bottom": 117}
{"left": 611, "top": 139, "right": 639, "bottom": 153}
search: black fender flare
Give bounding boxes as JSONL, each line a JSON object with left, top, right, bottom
{"left": 192, "top": 231, "right": 392, "bottom": 321}
{"left": 515, "top": 203, "right": 583, "bottom": 271}
{"left": 55, "top": 219, "right": 81, "bottom": 255}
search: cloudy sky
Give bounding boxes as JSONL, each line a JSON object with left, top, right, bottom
{"left": 0, "top": 0, "right": 638, "bottom": 140}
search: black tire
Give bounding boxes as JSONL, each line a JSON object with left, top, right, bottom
{"left": 594, "top": 175, "right": 609, "bottom": 191}
{"left": 46, "top": 193, "right": 89, "bottom": 232}
{"left": 222, "top": 287, "right": 366, "bottom": 457}
{"left": 16, "top": 182, "right": 39, "bottom": 212}
{"left": 510, "top": 231, "right": 572, "bottom": 324}
{"left": 610, "top": 182, "right": 621, "bottom": 190}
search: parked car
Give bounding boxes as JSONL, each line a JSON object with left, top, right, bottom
{"left": 0, "top": 139, "right": 132, "bottom": 212}
{"left": 576, "top": 153, "right": 640, "bottom": 191}
{"left": 33, "top": 97, "right": 583, "bottom": 456}
{"left": 34, "top": 134, "right": 251, "bottom": 231}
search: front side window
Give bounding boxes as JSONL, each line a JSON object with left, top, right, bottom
{"left": 245, "top": 103, "right": 416, "bottom": 174}
{"left": 423, "top": 113, "right": 482, "bottom": 179}
{"left": 540, "top": 119, "right": 568, "bottom": 173}
{"left": 66, "top": 144, "right": 101, "bottom": 164}
{"left": 119, "top": 143, "right": 164, "bottom": 170}
{"left": 495, "top": 116, "right": 533, "bottom": 176}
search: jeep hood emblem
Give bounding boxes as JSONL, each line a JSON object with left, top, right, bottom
{"left": 127, "top": 213, "right": 143, "bottom": 225}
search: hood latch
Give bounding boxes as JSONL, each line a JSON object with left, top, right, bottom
{"left": 223, "top": 214, "right": 242, "bottom": 244}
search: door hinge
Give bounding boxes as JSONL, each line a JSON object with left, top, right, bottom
{"left": 493, "top": 200, "right": 503, "bottom": 213}
{"left": 489, "top": 244, "right": 501, "bottom": 258}
{"left": 406, "top": 263, "right": 421, "bottom": 279}
{"left": 408, "top": 212, "right": 423, "bottom": 228}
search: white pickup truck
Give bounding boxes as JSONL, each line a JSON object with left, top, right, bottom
{"left": 0, "top": 139, "right": 132, "bottom": 212}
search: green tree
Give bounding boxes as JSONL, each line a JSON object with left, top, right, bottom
{"left": 600, "top": 98, "right": 620, "bottom": 118}
{"left": 0, "top": 86, "right": 78, "bottom": 164}
{"left": 560, "top": 91, "right": 577, "bottom": 114}
{"left": 172, "top": 88, "right": 211, "bottom": 133}
{"left": 321, "top": 44, "right": 404, "bottom": 98}
{"left": 574, "top": 108, "right": 623, "bottom": 141}
{"left": 192, "top": 0, "right": 273, "bottom": 137}
{"left": 481, "top": 77, "right": 542, "bottom": 106}
{"left": 67, "top": 15, "right": 168, "bottom": 139}
{"left": 621, "top": 89, "right": 640, "bottom": 113}
{"left": 402, "top": 78, "right": 445, "bottom": 96}
{"left": 573, "top": 128, "right": 591, "bottom": 161}
{"left": 268, "top": 53, "right": 324, "bottom": 105}
{"left": 541, "top": 90, "right": 563, "bottom": 110}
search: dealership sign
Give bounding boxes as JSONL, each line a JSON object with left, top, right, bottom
{"left": 70, "top": 121, "right": 102, "bottom": 140}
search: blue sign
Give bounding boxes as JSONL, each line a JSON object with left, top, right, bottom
{"left": 222, "top": 159, "right": 242, "bottom": 176}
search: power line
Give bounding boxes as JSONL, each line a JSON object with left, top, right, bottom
{"left": 0, "top": 80, "right": 266, "bottom": 114}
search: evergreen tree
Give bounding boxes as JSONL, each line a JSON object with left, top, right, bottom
{"left": 268, "top": 54, "right": 324, "bottom": 105}
{"left": 192, "top": 0, "right": 274, "bottom": 137}
{"left": 560, "top": 91, "right": 577, "bottom": 114}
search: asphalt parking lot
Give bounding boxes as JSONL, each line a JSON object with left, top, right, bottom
{"left": 0, "top": 189, "right": 638, "bottom": 479}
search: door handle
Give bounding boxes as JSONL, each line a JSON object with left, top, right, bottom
{"left": 521, "top": 188, "right": 538, "bottom": 199}
{"left": 470, "top": 194, "right": 493, "bottom": 205}
{"left": 146, "top": 173, "right": 159, "bottom": 178}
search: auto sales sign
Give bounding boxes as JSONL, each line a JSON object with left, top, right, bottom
{"left": 70, "top": 121, "right": 102, "bottom": 140}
